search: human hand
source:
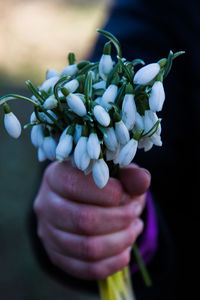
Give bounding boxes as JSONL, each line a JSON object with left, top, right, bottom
{"left": 33, "top": 160, "right": 151, "bottom": 280}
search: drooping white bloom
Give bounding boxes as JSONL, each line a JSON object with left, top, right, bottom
{"left": 30, "top": 111, "right": 37, "bottom": 123}
{"left": 42, "top": 136, "right": 57, "bottom": 160}
{"left": 61, "top": 64, "right": 78, "bottom": 77}
{"left": 149, "top": 81, "right": 165, "bottom": 112}
{"left": 74, "top": 136, "right": 90, "bottom": 170}
{"left": 94, "top": 97, "right": 102, "bottom": 105}
{"left": 37, "top": 147, "right": 47, "bottom": 162}
{"left": 135, "top": 112, "right": 145, "bottom": 131}
{"left": 40, "top": 76, "right": 59, "bottom": 93}
{"left": 101, "top": 84, "right": 118, "bottom": 109}
{"left": 93, "top": 80, "right": 106, "bottom": 90}
{"left": 31, "top": 125, "right": 44, "bottom": 147}
{"left": 46, "top": 69, "right": 59, "bottom": 80}
{"left": 138, "top": 137, "right": 154, "bottom": 152}
{"left": 121, "top": 94, "right": 136, "bottom": 130}
{"left": 106, "top": 145, "right": 120, "bottom": 161}
{"left": 87, "top": 132, "right": 101, "bottom": 159}
{"left": 103, "top": 127, "right": 118, "bottom": 152}
{"left": 56, "top": 133, "right": 73, "bottom": 162}
{"left": 99, "top": 54, "right": 113, "bottom": 81}
{"left": 63, "top": 79, "right": 79, "bottom": 93}
{"left": 92, "top": 158, "right": 109, "bottom": 189}
{"left": 115, "top": 120, "right": 130, "bottom": 145}
{"left": 133, "top": 63, "right": 160, "bottom": 85}
{"left": 74, "top": 124, "right": 82, "bottom": 144}
{"left": 144, "top": 110, "right": 159, "bottom": 133}
{"left": 66, "top": 93, "right": 87, "bottom": 117}
{"left": 4, "top": 112, "right": 21, "bottom": 139}
{"left": 43, "top": 95, "right": 58, "bottom": 110}
{"left": 93, "top": 105, "right": 110, "bottom": 127}
{"left": 115, "top": 139, "right": 138, "bottom": 166}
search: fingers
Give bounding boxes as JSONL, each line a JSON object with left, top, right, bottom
{"left": 119, "top": 164, "right": 151, "bottom": 196}
{"left": 45, "top": 161, "right": 123, "bottom": 207}
{"left": 39, "top": 218, "right": 144, "bottom": 262}
{"left": 46, "top": 246, "right": 132, "bottom": 280}
{"left": 35, "top": 190, "right": 145, "bottom": 235}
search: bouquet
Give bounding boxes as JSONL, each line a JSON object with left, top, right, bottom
{"left": 0, "top": 29, "right": 184, "bottom": 300}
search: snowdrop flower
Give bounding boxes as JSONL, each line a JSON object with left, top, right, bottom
{"left": 42, "top": 136, "right": 57, "bottom": 160}
{"left": 4, "top": 112, "right": 21, "bottom": 139}
{"left": 101, "top": 83, "right": 118, "bottom": 109}
{"left": 149, "top": 81, "right": 165, "bottom": 112}
{"left": 106, "top": 145, "right": 120, "bottom": 161}
{"left": 138, "top": 137, "right": 153, "bottom": 152}
{"left": 61, "top": 64, "right": 78, "bottom": 77}
{"left": 63, "top": 79, "right": 79, "bottom": 93}
{"left": 133, "top": 63, "right": 160, "bottom": 85}
{"left": 114, "top": 139, "right": 138, "bottom": 166}
{"left": 121, "top": 85, "right": 136, "bottom": 130}
{"left": 31, "top": 125, "right": 44, "bottom": 147}
{"left": 87, "top": 131, "right": 101, "bottom": 159}
{"left": 37, "top": 147, "right": 47, "bottom": 162}
{"left": 103, "top": 127, "right": 118, "bottom": 152}
{"left": 66, "top": 91, "right": 87, "bottom": 117}
{"left": 93, "top": 105, "right": 110, "bottom": 127}
{"left": 144, "top": 110, "right": 159, "bottom": 133}
{"left": 94, "top": 97, "right": 102, "bottom": 105}
{"left": 74, "top": 124, "right": 82, "bottom": 144}
{"left": 114, "top": 113, "right": 130, "bottom": 145}
{"left": 74, "top": 136, "right": 90, "bottom": 170}
{"left": 46, "top": 69, "right": 59, "bottom": 80}
{"left": 99, "top": 42, "right": 113, "bottom": 81}
{"left": 93, "top": 80, "right": 106, "bottom": 90}
{"left": 56, "top": 128, "right": 74, "bottom": 162}
{"left": 30, "top": 111, "right": 37, "bottom": 123}
{"left": 40, "top": 76, "right": 59, "bottom": 93}
{"left": 43, "top": 95, "right": 58, "bottom": 110}
{"left": 92, "top": 158, "right": 109, "bottom": 189}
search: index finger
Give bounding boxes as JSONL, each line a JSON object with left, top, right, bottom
{"left": 45, "top": 160, "right": 123, "bottom": 207}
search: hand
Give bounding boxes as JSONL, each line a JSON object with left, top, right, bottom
{"left": 33, "top": 160, "right": 151, "bottom": 280}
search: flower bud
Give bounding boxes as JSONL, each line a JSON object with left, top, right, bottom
{"left": 133, "top": 63, "right": 160, "bottom": 85}
{"left": 74, "top": 136, "right": 90, "bottom": 170}
{"left": 66, "top": 93, "right": 87, "bottom": 117}
{"left": 61, "top": 64, "right": 78, "bottom": 77}
{"left": 40, "top": 76, "right": 59, "bottom": 93}
{"left": 101, "top": 84, "right": 118, "bottom": 109}
{"left": 31, "top": 124, "right": 44, "bottom": 147}
{"left": 37, "top": 147, "right": 47, "bottom": 162}
{"left": 103, "top": 127, "right": 118, "bottom": 152}
{"left": 92, "top": 158, "right": 109, "bottom": 189}
{"left": 43, "top": 95, "right": 58, "bottom": 110}
{"left": 46, "top": 69, "right": 59, "bottom": 80}
{"left": 99, "top": 55, "right": 113, "bottom": 81}
{"left": 144, "top": 110, "right": 158, "bottom": 133}
{"left": 149, "top": 81, "right": 165, "bottom": 112}
{"left": 42, "top": 136, "right": 57, "bottom": 160}
{"left": 63, "top": 79, "right": 79, "bottom": 93}
{"left": 87, "top": 132, "right": 101, "bottom": 159}
{"left": 30, "top": 111, "right": 37, "bottom": 123}
{"left": 115, "top": 139, "right": 138, "bottom": 166}
{"left": 56, "top": 133, "right": 73, "bottom": 162}
{"left": 93, "top": 80, "right": 106, "bottom": 90}
{"left": 93, "top": 105, "right": 110, "bottom": 127}
{"left": 135, "top": 112, "right": 144, "bottom": 131}
{"left": 121, "top": 94, "right": 136, "bottom": 130}
{"left": 115, "top": 120, "right": 130, "bottom": 145}
{"left": 4, "top": 112, "right": 21, "bottom": 139}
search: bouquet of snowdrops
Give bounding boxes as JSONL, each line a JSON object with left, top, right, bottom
{"left": 0, "top": 29, "right": 184, "bottom": 300}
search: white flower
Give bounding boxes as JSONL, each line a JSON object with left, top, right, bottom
{"left": 103, "top": 127, "right": 118, "bottom": 152}
{"left": 66, "top": 93, "right": 87, "bottom": 117}
{"left": 74, "top": 124, "right": 82, "bottom": 144}
{"left": 106, "top": 145, "right": 120, "bottom": 161}
{"left": 144, "top": 110, "right": 159, "bottom": 133}
{"left": 87, "top": 132, "right": 101, "bottom": 159}
{"left": 121, "top": 94, "right": 136, "bottom": 130}
{"left": 63, "top": 79, "right": 79, "bottom": 93}
{"left": 115, "top": 139, "right": 138, "bottom": 166}
{"left": 115, "top": 120, "right": 130, "bottom": 145}
{"left": 46, "top": 69, "right": 59, "bottom": 80}
{"left": 93, "top": 105, "right": 110, "bottom": 127}
{"left": 31, "top": 125, "right": 44, "bottom": 147}
{"left": 40, "top": 76, "right": 59, "bottom": 93}
{"left": 43, "top": 95, "right": 58, "bottom": 110}
{"left": 149, "top": 81, "right": 165, "bottom": 112}
{"left": 37, "top": 147, "right": 47, "bottom": 162}
{"left": 4, "top": 112, "right": 21, "bottom": 139}
{"left": 99, "top": 54, "right": 113, "bottom": 80}
{"left": 30, "top": 112, "right": 37, "bottom": 123}
{"left": 42, "top": 136, "right": 57, "bottom": 160}
{"left": 74, "top": 136, "right": 90, "bottom": 170}
{"left": 135, "top": 112, "right": 145, "bottom": 131}
{"left": 138, "top": 137, "right": 154, "bottom": 152}
{"left": 61, "top": 64, "right": 78, "bottom": 77}
{"left": 94, "top": 97, "right": 102, "bottom": 105}
{"left": 133, "top": 63, "right": 160, "bottom": 85}
{"left": 93, "top": 80, "right": 106, "bottom": 90}
{"left": 56, "top": 133, "right": 73, "bottom": 162}
{"left": 92, "top": 158, "right": 109, "bottom": 189}
{"left": 101, "top": 84, "right": 118, "bottom": 109}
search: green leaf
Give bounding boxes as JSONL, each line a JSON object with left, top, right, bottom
{"left": 97, "top": 29, "right": 122, "bottom": 58}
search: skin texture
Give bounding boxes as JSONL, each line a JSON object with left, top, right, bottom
{"left": 34, "top": 160, "right": 151, "bottom": 280}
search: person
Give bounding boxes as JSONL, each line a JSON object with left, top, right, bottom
{"left": 30, "top": 0, "right": 199, "bottom": 299}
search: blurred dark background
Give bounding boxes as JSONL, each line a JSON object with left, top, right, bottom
{"left": 0, "top": 0, "right": 112, "bottom": 299}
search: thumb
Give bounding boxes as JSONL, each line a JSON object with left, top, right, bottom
{"left": 119, "top": 164, "right": 151, "bottom": 197}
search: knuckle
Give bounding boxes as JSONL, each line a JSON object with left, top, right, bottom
{"left": 76, "top": 207, "right": 98, "bottom": 235}
{"left": 81, "top": 237, "right": 99, "bottom": 261}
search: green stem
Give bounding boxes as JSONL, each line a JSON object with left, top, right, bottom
{"left": 0, "top": 94, "right": 38, "bottom": 106}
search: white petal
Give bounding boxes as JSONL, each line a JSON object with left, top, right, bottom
{"left": 103, "top": 127, "right": 118, "bottom": 152}
{"left": 87, "top": 133, "right": 101, "bottom": 159}
{"left": 121, "top": 94, "right": 136, "bottom": 130}
{"left": 42, "top": 136, "right": 57, "bottom": 160}
{"left": 106, "top": 145, "right": 120, "bottom": 161}
{"left": 99, "top": 54, "right": 113, "bottom": 80}
{"left": 135, "top": 112, "right": 145, "bottom": 131}
{"left": 67, "top": 94, "right": 87, "bottom": 117}
{"left": 31, "top": 125, "right": 44, "bottom": 147}
{"left": 4, "top": 112, "right": 21, "bottom": 139}
{"left": 93, "top": 80, "right": 106, "bottom": 90}
{"left": 74, "top": 137, "right": 90, "bottom": 170}
{"left": 63, "top": 79, "right": 79, "bottom": 93}
{"left": 138, "top": 137, "right": 153, "bottom": 152}
{"left": 133, "top": 63, "right": 160, "bottom": 85}
{"left": 116, "top": 139, "right": 138, "bottom": 166}
{"left": 30, "top": 112, "right": 37, "bottom": 123}
{"left": 46, "top": 69, "right": 59, "bottom": 79}
{"left": 56, "top": 134, "right": 73, "bottom": 162}
{"left": 74, "top": 124, "right": 82, "bottom": 144}
{"left": 40, "top": 76, "right": 59, "bottom": 92}
{"left": 43, "top": 95, "right": 58, "bottom": 110}
{"left": 61, "top": 64, "right": 78, "bottom": 76}
{"left": 92, "top": 159, "right": 109, "bottom": 189}
{"left": 149, "top": 81, "right": 165, "bottom": 112}
{"left": 115, "top": 120, "right": 130, "bottom": 145}
{"left": 101, "top": 84, "right": 118, "bottom": 109}
{"left": 144, "top": 110, "right": 158, "bottom": 133}
{"left": 38, "top": 147, "right": 47, "bottom": 162}
{"left": 93, "top": 105, "right": 110, "bottom": 127}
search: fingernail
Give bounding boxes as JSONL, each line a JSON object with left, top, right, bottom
{"left": 133, "top": 219, "right": 143, "bottom": 234}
